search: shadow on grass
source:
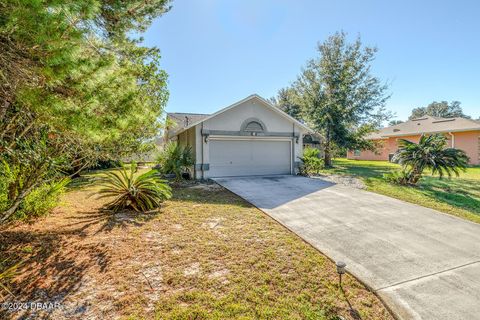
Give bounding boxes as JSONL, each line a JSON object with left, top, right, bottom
{"left": 340, "top": 286, "right": 362, "bottom": 320}
{"left": 170, "top": 185, "right": 254, "bottom": 208}
{"left": 0, "top": 226, "right": 110, "bottom": 319}
{"left": 418, "top": 177, "right": 480, "bottom": 215}
{"left": 65, "top": 209, "right": 160, "bottom": 234}
{"left": 333, "top": 165, "right": 395, "bottom": 179}
{"left": 66, "top": 175, "right": 96, "bottom": 191}
{"left": 330, "top": 159, "right": 480, "bottom": 218}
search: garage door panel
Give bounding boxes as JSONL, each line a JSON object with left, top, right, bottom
{"left": 208, "top": 139, "right": 291, "bottom": 177}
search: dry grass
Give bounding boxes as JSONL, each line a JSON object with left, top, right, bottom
{"left": 0, "top": 171, "right": 392, "bottom": 320}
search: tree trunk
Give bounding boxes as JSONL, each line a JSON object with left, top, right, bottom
{"left": 323, "top": 127, "right": 333, "bottom": 167}
{"left": 408, "top": 166, "right": 423, "bottom": 185}
{"left": 0, "top": 183, "right": 38, "bottom": 223}
{"left": 324, "top": 148, "right": 332, "bottom": 168}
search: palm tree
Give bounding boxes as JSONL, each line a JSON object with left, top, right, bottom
{"left": 392, "top": 134, "right": 469, "bottom": 185}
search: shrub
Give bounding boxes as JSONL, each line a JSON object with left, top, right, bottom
{"left": 298, "top": 147, "right": 324, "bottom": 175}
{"left": 0, "top": 161, "right": 69, "bottom": 222}
{"left": 383, "top": 170, "right": 412, "bottom": 185}
{"left": 392, "top": 134, "right": 469, "bottom": 185}
{"left": 156, "top": 142, "right": 194, "bottom": 180}
{"left": 0, "top": 161, "right": 17, "bottom": 214}
{"left": 97, "top": 164, "right": 172, "bottom": 213}
{"left": 12, "top": 179, "right": 70, "bottom": 221}
{"left": 87, "top": 159, "right": 123, "bottom": 170}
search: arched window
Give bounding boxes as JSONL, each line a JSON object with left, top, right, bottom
{"left": 240, "top": 118, "right": 267, "bottom": 133}
{"left": 244, "top": 121, "right": 264, "bottom": 132}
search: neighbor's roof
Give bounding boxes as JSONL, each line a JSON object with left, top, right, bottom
{"left": 366, "top": 116, "right": 480, "bottom": 139}
{"left": 168, "top": 94, "right": 312, "bottom": 137}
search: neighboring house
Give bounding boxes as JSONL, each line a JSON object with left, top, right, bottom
{"left": 166, "top": 94, "right": 312, "bottom": 179}
{"left": 347, "top": 116, "right": 480, "bottom": 165}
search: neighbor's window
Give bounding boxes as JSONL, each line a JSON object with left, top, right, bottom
{"left": 354, "top": 150, "right": 361, "bottom": 156}
{"left": 244, "top": 121, "right": 264, "bottom": 132}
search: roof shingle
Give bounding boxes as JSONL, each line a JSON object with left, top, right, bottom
{"left": 366, "top": 116, "right": 480, "bottom": 139}
{"left": 166, "top": 112, "right": 210, "bottom": 135}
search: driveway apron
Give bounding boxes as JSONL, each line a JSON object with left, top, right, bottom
{"left": 213, "top": 175, "right": 480, "bottom": 320}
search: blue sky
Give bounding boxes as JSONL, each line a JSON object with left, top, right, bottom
{"left": 143, "top": 0, "right": 480, "bottom": 121}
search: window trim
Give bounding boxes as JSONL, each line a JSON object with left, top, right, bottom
{"left": 240, "top": 118, "right": 268, "bottom": 133}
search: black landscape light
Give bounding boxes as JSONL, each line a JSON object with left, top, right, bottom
{"left": 336, "top": 261, "right": 346, "bottom": 286}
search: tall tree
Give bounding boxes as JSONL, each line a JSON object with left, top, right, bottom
{"left": 294, "top": 32, "right": 390, "bottom": 167}
{"left": 270, "top": 87, "right": 303, "bottom": 121}
{"left": 409, "top": 101, "right": 470, "bottom": 119}
{"left": 0, "top": 0, "right": 171, "bottom": 222}
{"left": 389, "top": 120, "right": 404, "bottom": 126}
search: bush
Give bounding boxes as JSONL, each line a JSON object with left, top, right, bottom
{"left": 383, "top": 170, "right": 412, "bottom": 185}
{"left": 13, "top": 179, "right": 70, "bottom": 221}
{"left": 97, "top": 164, "right": 172, "bottom": 213}
{"left": 0, "top": 161, "right": 68, "bottom": 222}
{"left": 156, "top": 142, "right": 194, "bottom": 180}
{"left": 0, "top": 161, "right": 17, "bottom": 214}
{"left": 87, "top": 159, "right": 123, "bottom": 170}
{"left": 298, "top": 147, "right": 324, "bottom": 176}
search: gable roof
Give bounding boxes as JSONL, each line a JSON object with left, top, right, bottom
{"left": 366, "top": 116, "right": 480, "bottom": 139}
{"left": 166, "top": 112, "right": 209, "bottom": 136}
{"left": 169, "top": 94, "right": 312, "bottom": 137}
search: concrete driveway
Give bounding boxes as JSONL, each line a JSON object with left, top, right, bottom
{"left": 213, "top": 175, "right": 480, "bottom": 320}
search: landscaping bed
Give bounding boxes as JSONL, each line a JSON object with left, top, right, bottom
{"left": 0, "top": 170, "right": 392, "bottom": 320}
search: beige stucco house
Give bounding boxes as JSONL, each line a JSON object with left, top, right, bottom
{"left": 165, "top": 94, "right": 312, "bottom": 179}
{"left": 348, "top": 116, "right": 480, "bottom": 165}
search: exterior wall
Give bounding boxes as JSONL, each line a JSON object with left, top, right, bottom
{"left": 453, "top": 131, "right": 480, "bottom": 165}
{"left": 176, "top": 127, "right": 197, "bottom": 177}
{"left": 203, "top": 99, "right": 294, "bottom": 132}
{"left": 176, "top": 126, "right": 196, "bottom": 152}
{"left": 193, "top": 99, "right": 307, "bottom": 179}
{"left": 347, "top": 131, "right": 479, "bottom": 165}
{"left": 347, "top": 139, "right": 390, "bottom": 161}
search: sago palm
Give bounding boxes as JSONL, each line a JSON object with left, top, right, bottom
{"left": 97, "top": 165, "right": 172, "bottom": 212}
{"left": 392, "top": 134, "right": 469, "bottom": 185}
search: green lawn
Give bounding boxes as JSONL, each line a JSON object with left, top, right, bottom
{"left": 1, "top": 168, "right": 392, "bottom": 320}
{"left": 320, "top": 158, "right": 480, "bottom": 224}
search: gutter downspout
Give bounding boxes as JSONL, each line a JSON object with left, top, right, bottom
{"left": 448, "top": 132, "right": 455, "bottom": 148}
{"left": 201, "top": 122, "right": 205, "bottom": 180}
{"left": 292, "top": 123, "right": 295, "bottom": 175}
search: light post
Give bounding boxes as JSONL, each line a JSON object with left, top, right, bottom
{"left": 336, "top": 261, "right": 346, "bottom": 287}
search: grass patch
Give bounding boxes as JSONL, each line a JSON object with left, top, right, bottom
{"left": 0, "top": 170, "right": 392, "bottom": 320}
{"left": 320, "top": 158, "right": 480, "bottom": 224}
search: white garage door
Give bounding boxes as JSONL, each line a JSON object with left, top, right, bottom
{"left": 208, "top": 139, "right": 291, "bottom": 177}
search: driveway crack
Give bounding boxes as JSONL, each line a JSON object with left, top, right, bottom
{"left": 376, "top": 260, "right": 480, "bottom": 292}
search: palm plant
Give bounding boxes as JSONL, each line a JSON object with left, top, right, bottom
{"left": 156, "top": 142, "right": 194, "bottom": 180}
{"left": 97, "top": 165, "right": 172, "bottom": 212}
{"left": 392, "top": 134, "right": 469, "bottom": 185}
{"left": 298, "top": 147, "right": 324, "bottom": 175}
{"left": 0, "top": 259, "right": 19, "bottom": 299}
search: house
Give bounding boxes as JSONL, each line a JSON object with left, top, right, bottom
{"left": 347, "top": 116, "right": 480, "bottom": 165}
{"left": 166, "top": 94, "right": 312, "bottom": 179}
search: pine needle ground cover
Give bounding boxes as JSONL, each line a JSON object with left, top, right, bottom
{"left": 0, "top": 169, "right": 391, "bottom": 320}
